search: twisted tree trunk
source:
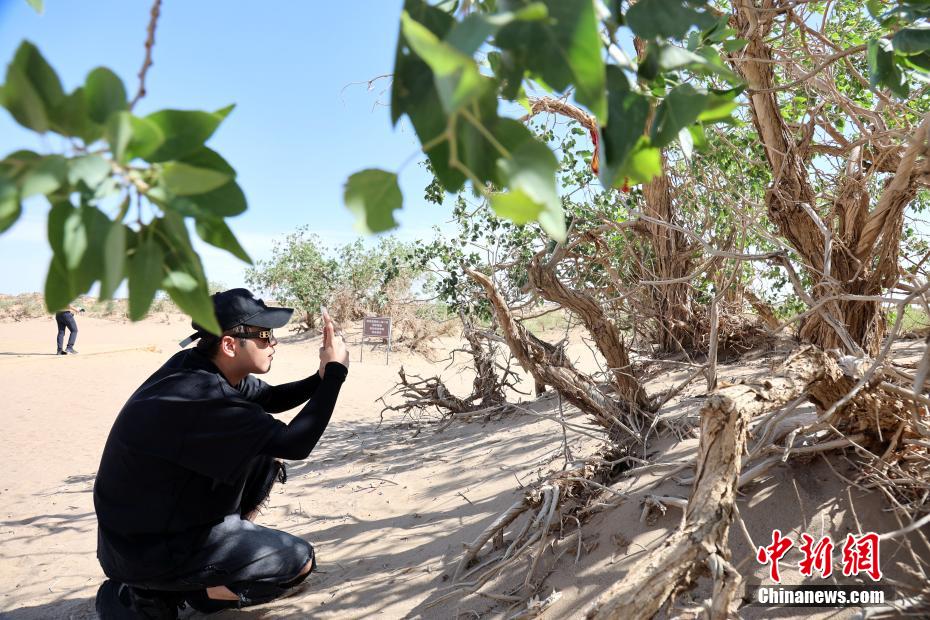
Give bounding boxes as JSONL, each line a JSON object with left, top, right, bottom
{"left": 467, "top": 268, "right": 644, "bottom": 443}
{"left": 639, "top": 153, "right": 699, "bottom": 352}
{"left": 730, "top": 0, "right": 928, "bottom": 356}
{"left": 527, "top": 253, "right": 652, "bottom": 411}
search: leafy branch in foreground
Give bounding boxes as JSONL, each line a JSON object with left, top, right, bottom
{"left": 0, "top": 40, "right": 251, "bottom": 332}
{"left": 344, "top": 0, "right": 930, "bottom": 247}
{"left": 343, "top": 0, "right": 746, "bottom": 240}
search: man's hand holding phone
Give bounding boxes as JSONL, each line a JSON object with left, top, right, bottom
{"left": 319, "top": 306, "right": 349, "bottom": 378}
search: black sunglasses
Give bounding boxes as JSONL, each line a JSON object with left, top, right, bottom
{"left": 232, "top": 327, "right": 275, "bottom": 341}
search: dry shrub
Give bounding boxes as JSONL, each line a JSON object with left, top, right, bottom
{"left": 328, "top": 286, "right": 366, "bottom": 325}
{"left": 0, "top": 293, "right": 45, "bottom": 321}
{"left": 326, "top": 277, "right": 456, "bottom": 357}
{"left": 0, "top": 293, "right": 182, "bottom": 323}
{"left": 710, "top": 307, "right": 777, "bottom": 361}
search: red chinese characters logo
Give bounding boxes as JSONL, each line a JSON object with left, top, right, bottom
{"left": 798, "top": 534, "right": 834, "bottom": 578}
{"left": 756, "top": 531, "right": 882, "bottom": 583}
{"left": 756, "top": 529, "right": 794, "bottom": 583}
{"left": 841, "top": 533, "right": 882, "bottom": 581}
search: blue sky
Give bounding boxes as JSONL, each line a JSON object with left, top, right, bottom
{"left": 0, "top": 0, "right": 441, "bottom": 294}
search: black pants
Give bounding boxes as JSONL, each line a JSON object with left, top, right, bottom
{"left": 55, "top": 311, "right": 77, "bottom": 350}
{"left": 133, "top": 457, "right": 313, "bottom": 609}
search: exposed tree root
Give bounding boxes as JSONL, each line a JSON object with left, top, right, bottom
{"left": 381, "top": 367, "right": 475, "bottom": 418}
{"left": 585, "top": 347, "right": 834, "bottom": 619}
{"left": 380, "top": 319, "right": 521, "bottom": 422}
{"left": 428, "top": 444, "right": 629, "bottom": 611}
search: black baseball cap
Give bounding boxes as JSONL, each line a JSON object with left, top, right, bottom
{"left": 180, "top": 288, "right": 294, "bottom": 347}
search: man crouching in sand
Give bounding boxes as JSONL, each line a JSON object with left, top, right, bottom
{"left": 93, "top": 289, "right": 349, "bottom": 618}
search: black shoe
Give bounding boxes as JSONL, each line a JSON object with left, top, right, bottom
{"left": 57, "top": 349, "right": 66, "bottom": 355}
{"left": 95, "top": 580, "right": 179, "bottom": 619}
{"left": 65, "top": 347, "right": 77, "bottom": 354}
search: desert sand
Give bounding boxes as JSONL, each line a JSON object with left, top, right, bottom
{"left": 0, "top": 315, "right": 926, "bottom": 619}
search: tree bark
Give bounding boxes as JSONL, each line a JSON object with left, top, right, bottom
{"left": 467, "top": 268, "right": 644, "bottom": 442}
{"left": 728, "top": 0, "right": 930, "bottom": 356}
{"left": 463, "top": 323, "right": 507, "bottom": 407}
{"left": 587, "top": 347, "right": 833, "bottom": 619}
{"left": 639, "top": 154, "right": 699, "bottom": 352}
{"left": 630, "top": 37, "right": 700, "bottom": 353}
{"left": 527, "top": 253, "right": 652, "bottom": 411}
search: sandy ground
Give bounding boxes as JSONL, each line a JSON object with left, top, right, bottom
{"left": 0, "top": 316, "right": 927, "bottom": 619}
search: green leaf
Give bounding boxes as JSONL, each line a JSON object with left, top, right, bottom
{"left": 894, "top": 28, "right": 930, "bottom": 55}
{"left": 903, "top": 51, "right": 930, "bottom": 73}
{"left": 391, "top": 1, "right": 465, "bottom": 191}
{"left": 44, "top": 256, "right": 73, "bottom": 312}
{"left": 647, "top": 43, "right": 740, "bottom": 83}
{"left": 194, "top": 218, "right": 252, "bottom": 263}
{"left": 20, "top": 155, "right": 67, "bottom": 198}
{"left": 495, "top": 0, "right": 607, "bottom": 122}
{"left": 165, "top": 281, "right": 221, "bottom": 334}
{"left": 491, "top": 119, "right": 565, "bottom": 240}
{"left": 128, "top": 238, "right": 164, "bottom": 320}
{"left": 155, "top": 211, "right": 208, "bottom": 284}
{"left": 1, "top": 41, "right": 64, "bottom": 133}
{"left": 150, "top": 213, "right": 219, "bottom": 333}
{"left": 599, "top": 66, "right": 650, "bottom": 188}
{"left": 344, "top": 169, "right": 403, "bottom": 234}
{"left": 678, "top": 126, "right": 693, "bottom": 161}
{"left": 626, "top": 0, "right": 716, "bottom": 40}
{"left": 401, "top": 11, "right": 490, "bottom": 113}
{"left": 697, "top": 89, "right": 741, "bottom": 122}
{"left": 45, "top": 203, "right": 79, "bottom": 311}
{"left": 47, "top": 201, "right": 73, "bottom": 258}
{"left": 446, "top": 4, "right": 548, "bottom": 55}
{"left": 161, "top": 162, "right": 232, "bottom": 196}
{"left": 868, "top": 38, "right": 909, "bottom": 97}
{"left": 84, "top": 67, "right": 127, "bottom": 124}
{"left": 214, "top": 103, "right": 235, "bottom": 121}
{"left": 106, "top": 111, "right": 133, "bottom": 162}
{"left": 49, "top": 87, "right": 100, "bottom": 142}
{"left": 124, "top": 115, "right": 165, "bottom": 161}
{"left": 391, "top": 0, "right": 454, "bottom": 125}
{"left": 490, "top": 189, "right": 543, "bottom": 223}
{"left": 652, "top": 83, "right": 709, "bottom": 147}
{"left": 688, "top": 124, "right": 708, "bottom": 151}
{"left": 3, "top": 63, "right": 49, "bottom": 132}
{"left": 722, "top": 38, "right": 749, "bottom": 52}
{"left": 68, "top": 155, "right": 111, "bottom": 190}
{"left": 0, "top": 149, "right": 40, "bottom": 178}
{"left": 179, "top": 146, "right": 236, "bottom": 176}
{"left": 62, "top": 207, "right": 87, "bottom": 270}
{"left": 0, "top": 174, "right": 21, "bottom": 233}
{"left": 25, "top": 0, "right": 43, "bottom": 13}
{"left": 152, "top": 148, "right": 243, "bottom": 217}
{"left": 73, "top": 205, "right": 112, "bottom": 294}
{"left": 616, "top": 138, "right": 662, "bottom": 185}
{"left": 162, "top": 271, "right": 198, "bottom": 291}
{"left": 143, "top": 108, "right": 232, "bottom": 162}
{"left": 169, "top": 181, "right": 248, "bottom": 218}
{"left": 100, "top": 221, "right": 127, "bottom": 300}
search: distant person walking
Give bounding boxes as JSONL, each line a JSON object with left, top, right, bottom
{"left": 55, "top": 304, "right": 83, "bottom": 355}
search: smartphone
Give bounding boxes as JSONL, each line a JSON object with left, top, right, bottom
{"left": 320, "top": 305, "right": 328, "bottom": 317}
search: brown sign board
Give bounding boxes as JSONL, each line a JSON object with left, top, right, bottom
{"left": 363, "top": 317, "right": 391, "bottom": 340}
